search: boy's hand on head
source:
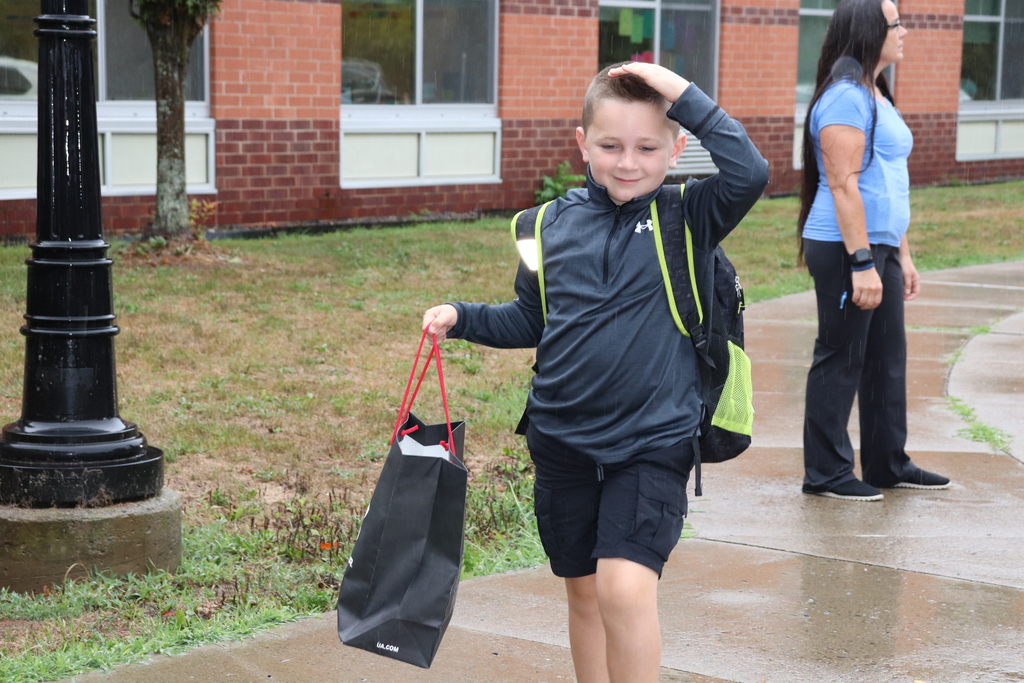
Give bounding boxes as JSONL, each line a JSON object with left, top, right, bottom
{"left": 608, "top": 62, "right": 690, "bottom": 103}
{"left": 422, "top": 304, "right": 458, "bottom": 343}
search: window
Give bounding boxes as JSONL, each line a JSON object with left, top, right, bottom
{"left": 342, "top": 0, "right": 494, "bottom": 105}
{"left": 597, "top": 0, "right": 716, "bottom": 94}
{"left": 339, "top": 0, "right": 500, "bottom": 187}
{"left": 960, "top": 0, "right": 1024, "bottom": 103}
{"left": 0, "top": 0, "right": 40, "bottom": 100}
{"left": 0, "top": 0, "right": 214, "bottom": 198}
{"left": 102, "top": 0, "right": 205, "bottom": 102}
{"left": 1, "top": 0, "right": 205, "bottom": 103}
{"left": 958, "top": 0, "right": 1024, "bottom": 160}
{"left": 795, "top": 0, "right": 839, "bottom": 107}
{"left": 596, "top": 0, "right": 719, "bottom": 175}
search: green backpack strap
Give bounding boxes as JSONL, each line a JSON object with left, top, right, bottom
{"left": 650, "top": 184, "right": 708, "bottom": 355}
{"left": 651, "top": 183, "right": 716, "bottom": 497}
{"left": 510, "top": 201, "right": 553, "bottom": 436}
{"left": 511, "top": 201, "right": 553, "bottom": 324}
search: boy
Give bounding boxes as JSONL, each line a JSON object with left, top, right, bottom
{"left": 423, "top": 62, "right": 768, "bottom": 683}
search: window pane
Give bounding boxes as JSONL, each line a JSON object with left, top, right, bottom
{"left": 0, "top": 0, "right": 37, "bottom": 99}
{"left": 964, "top": 0, "right": 1000, "bottom": 17}
{"left": 799, "top": 0, "right": 839, "bottom": 10}
{"left": 1007, "top": 3, "right": 1024, "bottom": 19}
{"left": 0, "top": 0, "right": 40, "bottom": 100}
{"left": 599, "top": 7, "right": 655, "bottom": 69}
{"left": 342, "top": 0, "right": 413, "bottom": 104}
{"left": 1, "top": 0, "right": 103, "bottom": 100}
{"left": 104, "top": 0, "right": 204, "bottom": 101}
{"left": 960, "top": 20, "right": 999, "bottom": 101}
{"left": 796, "top": 14, "right": 831, "bottom": 104}
{"left": 186, "top": 40, "right": 204, "bottom": 101}
{"left": 422, "top": 0, "right": 494, "bottom": 103}
{"left": 1001, "top": 17, "right": 1024, "bottom": 99}
{"left": 659, "top": 7, "right": 714, "bottom": 92}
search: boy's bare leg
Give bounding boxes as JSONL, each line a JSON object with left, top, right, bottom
{"left": 596, "top": 557, "right": 662, "bottom": 683}
{"left": 565, "top": 574, "right": 610, "bottom": 683}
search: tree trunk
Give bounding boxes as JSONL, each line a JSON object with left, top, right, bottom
{"left": 144, "top": 15, "right": 199, "bottom": 237}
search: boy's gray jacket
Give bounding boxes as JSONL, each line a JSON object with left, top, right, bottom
{"left": 449, "top": 84, "right": 769, "bottom": 464}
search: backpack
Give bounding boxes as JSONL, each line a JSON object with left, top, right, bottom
{"left": 511, "top": 184, "right": 753, "bottom": 496}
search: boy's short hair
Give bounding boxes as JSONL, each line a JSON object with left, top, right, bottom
{"left": 581, "top": 62, "right": 682, "bottom": 136}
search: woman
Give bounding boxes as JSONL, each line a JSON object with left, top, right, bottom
{"left": 798, "top": 0, "right": 949, "bottom": 501}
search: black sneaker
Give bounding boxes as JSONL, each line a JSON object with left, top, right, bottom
{"left": 892, "top": 469, "right": 951, "bottom": 490}
{"left": 803, "top": 479, "right": 883, "bottom": 501}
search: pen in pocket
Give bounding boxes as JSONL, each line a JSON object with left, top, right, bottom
{"left": 839, "top": 291, "right": 847, "bottom": 309}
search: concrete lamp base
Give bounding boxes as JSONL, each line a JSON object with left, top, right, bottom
{"left": 0, "top": 488, "right": 182, "bottom": 594}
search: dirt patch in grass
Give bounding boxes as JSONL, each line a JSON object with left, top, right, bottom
{"left": 114, "top": 236, "right": 238, "bottom": 269}
{"left": 0, "top": 611, "right": 136, "bottom": 656}
{"left": 0, "top": 619, "right": 47, "bottom": 655}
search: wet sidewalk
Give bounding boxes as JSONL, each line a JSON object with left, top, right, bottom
{"left": 58, "top": 261, "right": 1024, "bottom": 683}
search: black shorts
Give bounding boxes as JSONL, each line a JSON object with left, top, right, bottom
{"left": 528, "top": 430, "right": 694, "bottom": 579}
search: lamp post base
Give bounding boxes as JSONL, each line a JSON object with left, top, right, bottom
{"left": 0, "top": 487, "right": 181, "bottom": 594}
{"left": 0, "top": 442, "right": 164, "bottom": 507}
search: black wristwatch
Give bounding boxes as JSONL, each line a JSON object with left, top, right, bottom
{"left": 849, "top": 248, "right": 874, "bottom": 271}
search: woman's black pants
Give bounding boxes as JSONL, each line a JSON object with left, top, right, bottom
{"left": 802, "top": 239, "right": 916, "bottom": 490}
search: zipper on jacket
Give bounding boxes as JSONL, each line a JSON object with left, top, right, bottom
{"left": 602, "top": 206, "right": 622, "bottom": 285}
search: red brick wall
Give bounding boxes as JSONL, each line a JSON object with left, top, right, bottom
{"left": 0, "top": 194, "right": 211, "bottom": 239}
{"left": 894, "top": 4, "right": 963, "bottom": 187}
{"left": 0, "top": 200, "right": 34, "bottom": 239}
{"left": 8, "top": 0, "right": 1024, "bottom": 237}
{"left": 718, "top": 0, "right": 800, "bottom": 194}
{"left": 740, "top": 117, "right": 800, "bottom": 194}
{"left": 211, "top": 0, "right": 343, "bottom": 227}
{"left": 898, "top": 5, "right": 964, "bottom": 119}
{"left": 499, "top": 118, "right": 584, "bottom": 211}
{"left": 491, "top": 0, "right": 596, "bottom": 209}
{"left": 214, "top": 119, "right": 339, "bottom": 226}
{"left": 211, "top": 0, "right": 342, "bottom": 121}
{"left": 499, "top": 8, "right": 596, "bottom": 120}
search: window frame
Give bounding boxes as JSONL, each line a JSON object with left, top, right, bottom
{"left": 960, "top": 1, "right": 1024, "bottom": 110}
{"left": 0, "top": 3, "right": 215, "bottom": 200}
{"left": 339, "top": 0, "right": 501, "bottom": 189}
{"left": 794, "top": 5, "right": 835, "bottom": 126}
{"left": 957, "top": 0, "right": 1024, "bottom": 161}
{"left": 596, "top": 0, "right": 720, "bottom": 100}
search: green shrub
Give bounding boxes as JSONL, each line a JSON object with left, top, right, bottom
{"left": 535, "top": 161, "right": 585, "bottom": 204}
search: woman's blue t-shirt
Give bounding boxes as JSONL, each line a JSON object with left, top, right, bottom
{"left": 802, "top": 81, "right": 914, "bottom": 247}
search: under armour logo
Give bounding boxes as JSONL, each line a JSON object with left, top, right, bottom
{"left": 635, "top": 219, "right": 653, "bottom": 233}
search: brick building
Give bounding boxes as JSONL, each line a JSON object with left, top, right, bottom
{"left": 0, "top": 0, "right": 1022, "bottom": 237}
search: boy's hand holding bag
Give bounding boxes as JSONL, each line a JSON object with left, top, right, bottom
{"left": 336, "top": 330, "right": 467, "bottom": 668}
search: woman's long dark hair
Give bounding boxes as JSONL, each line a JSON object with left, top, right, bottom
{"left": 797, "top": 0, "right": 894, "bottom": 261}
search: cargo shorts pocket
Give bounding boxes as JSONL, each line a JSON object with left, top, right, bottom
{"left": 633, "top": 468, "right": 687, "bottom": 562}
{"left": 533, "top": 480, "right": 560, "bottom": 559}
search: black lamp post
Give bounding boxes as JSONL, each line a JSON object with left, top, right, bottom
{"left": 0, "top": 0, "right": 162, "bottom": 506}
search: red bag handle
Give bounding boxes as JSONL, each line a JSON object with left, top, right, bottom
{"left": 390, "top": 328, "right": 456, "bottom": 456}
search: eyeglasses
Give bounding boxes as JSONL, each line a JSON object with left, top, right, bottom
{"left": 887, "top": 19, "right": 901, "bottom": 30}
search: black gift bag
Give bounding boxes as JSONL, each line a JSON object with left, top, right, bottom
{"left": 337, "top": 331, "right": 467, "bottom": 668}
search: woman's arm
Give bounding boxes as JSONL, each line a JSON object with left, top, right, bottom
{"left": 900, "top": 233, "right": 920, "bottom": 301}
{"left": 819, "top": 123, "right": 883, "bottom": 310}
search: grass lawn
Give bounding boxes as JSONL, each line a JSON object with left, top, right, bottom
{"left": 1, "top": 180, "right": 1023, "bottom": 682}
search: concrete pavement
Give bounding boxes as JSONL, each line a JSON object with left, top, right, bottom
{"left": 56, "top": 261, "right": 1024, "bottom": 683}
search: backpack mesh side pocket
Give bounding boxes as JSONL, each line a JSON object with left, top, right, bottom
{"left": 711, "top": 340, "right": 753, "bottom": 437}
